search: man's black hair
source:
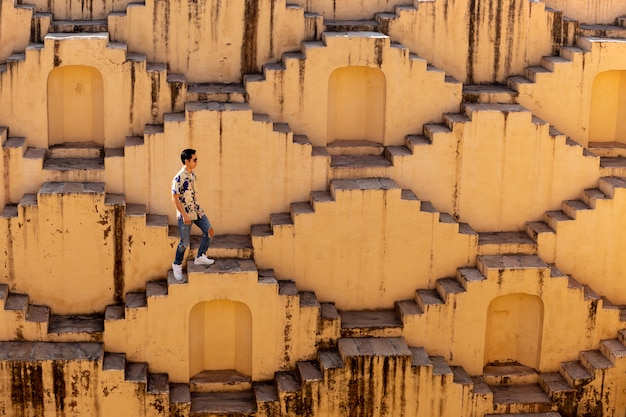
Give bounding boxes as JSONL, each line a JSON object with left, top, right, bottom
{"left": 181, "top": 148, "right": 196, "bottom": 164}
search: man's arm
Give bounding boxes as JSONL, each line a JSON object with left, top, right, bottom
{"left": 172, "top": 193, "right": 191, "bottom": 224}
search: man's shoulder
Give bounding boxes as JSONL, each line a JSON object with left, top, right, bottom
{"left": 173, "top": 166, "right": 188, "bottom": 180}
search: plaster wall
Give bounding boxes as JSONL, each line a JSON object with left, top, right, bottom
{"left": 103, "top": 267, "right": 317, "bottom": 382}
{"left": 403, "top": 260, "right": 620, "bottom": 375}
{"left": 108, "top": 0, "right": 306, "bottom": 83}
{"left": 246, "top": 32, "right": 461, "bottom": 146}
{"left": 385, "top": 0, "right": 564, "bottom": 84}
{"left": 5, "top": 184, "right": 116, "bottom": 314}
{"left": 543, "top": 0, "right": 626, "bottom": 24}
{"left": 0, "top": 356, "right": 100, "bottom": 416}
{"left": 515, "top": 38, "right": 626, "bottom": 147}
{"left": 121, "top": 103, "right": 325, "bottom": 234}
{"left": 253, "top": 180, "right": 477, "bottom": 310}
{"left": 589, "top": 70, "right": 626, "bottom": 142}
{"left": 0, "top": 0, "right": 31, "bottom": 62}
{"left": 391, "top": 104, "right": 600, "bottom": 232}
{"left": 541, "top": 183, "right": 626, "bottom": 304}
{"left": 290, "top": 0, "right": 626, "bottom": 25}
{"left": 0, "top": 34, "right": 170, "bottom": 149}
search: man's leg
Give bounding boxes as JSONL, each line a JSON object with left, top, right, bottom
{"left": 172, "top": 218, "right": 191, "bottom": 280}
{"left": 193, "top": 215, "right": 214, "bottom": 265}
{"left": 174, "top": 218, "right": 192, "bottom": 264}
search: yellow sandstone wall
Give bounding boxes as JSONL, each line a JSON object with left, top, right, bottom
{"left": 1, "top": 0, "right": 626, "bottom": 416}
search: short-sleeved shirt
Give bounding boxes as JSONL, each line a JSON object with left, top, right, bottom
{"left": 172, "top": 167, "right": 204, "bottom": 220}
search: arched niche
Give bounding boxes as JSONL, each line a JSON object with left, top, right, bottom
{"left": 327, "top": 66, "right": 386, "bottom": 143}
{"left": 47, "top": 65, "right": 104, "bottom": 146}
{"left": 589, "top": 70, "right": 626, "bottom": 143}
{"left": 484, "top": 293, "right": 543, "bottom": 369}
{"left": 188, "top": 300, "right": 252, "bottom": 379}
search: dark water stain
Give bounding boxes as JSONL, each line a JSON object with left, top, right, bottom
{"left": 170, "top": 79, "right": 182, "bottom": 112}
{"left": 52, "top": 361, "right": 66, "bottom": 415}
{"left": 54, "top": 41, "right": 62, "bottom": 67}
{"left": 129, "top": 63, "right": 136, "bottom": 125}
{"left": 551, "top": 10, "right": 564, "bottom": 55}
{"left": 491, "top": 0, "right": 503, "bottom": 79}
{"left": 113, "top": 204, "right": 124, "bottom": 304}
{"left": 241, "top": 0, "right": 259, "bottom": 76}
{"left": 11, "top": 362, "right": 44, "bottom": 416}
{"left": 467, "top": 0, "right": 480, "bottom": 83}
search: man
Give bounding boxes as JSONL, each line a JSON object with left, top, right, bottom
{"left": 171, "top": 148, "right": 215, "bottom": 281}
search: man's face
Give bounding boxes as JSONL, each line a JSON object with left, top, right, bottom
{"left": 186, "top": 154, "right": 198, "bottom": 169}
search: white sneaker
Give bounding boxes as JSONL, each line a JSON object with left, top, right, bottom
{"left": 172, "top": 263, "right": 184, "bottom": 281}
{"left": 194, "top": 255, "right": 215, "bottom": 266}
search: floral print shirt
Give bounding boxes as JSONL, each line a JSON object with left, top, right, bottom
{"left": 172, "top": 167, "right": 204, "bottom": 220}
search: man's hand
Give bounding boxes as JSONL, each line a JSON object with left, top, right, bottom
{"left": 182, "top": 213, "right": 192, "bottom": 224}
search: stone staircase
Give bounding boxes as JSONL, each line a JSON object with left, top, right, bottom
{"left": 43, "top": 142, "right": 105, "bottom": 182}
{"left": 505, "top": 13, "right": 626, "bottom": 176}
{"left": 327, "top": 140, "right": 392, "bottom": 180}
{"left": 587, "top": 142, "right": 626, "bottom": 177}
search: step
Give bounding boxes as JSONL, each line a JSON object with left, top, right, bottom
{"left": 435, "top": 277, "right": 465, "bottom": 301}
{"left": 483, "top": 363, "right": 539, "bottom": 385}
{"left": 462, "top": 84, "right": 518, "bottom": 104}
{"left": 0, "top": 341, "right": 102, "bottom": 361}
{"left": 451, "top": 366, "right": 472, "bottom": 385}
{"left": 296, "top": 361, "right": 323, "bottom": 385}
{"left": 190, "top": 369, "right": 252, "bottom": 393}
{"left": 47, "top": 142, "right": 104, "bottom": 158}
{"left": 416, "top": 289, "right": 444, "bottom": 311}
{"left": 252, "top": 381, "right": 279, "bottom": 415}
{"left": 456, "top": 267, "right": 486, "bottom": 289}
{"left": 582, "top": 188, "right": 610, "bottom": 208}
{"left": 338, "top": 337, "right": 412, "bottom": 361}
{"left": 579, "top": 350, "right": 613, "bottom": 377}
{"left": 588, "top": 141, "right": 626, "bottom": 158}
{"left": 186, "top": 233, "right": 253, "bottom": 259}
{"left": 186, "top": 258, "right": 257, "bottom": 276}
{"left": 560, "top": 361, "right": 592, "bottom": 387}
{"left": 430, "top": 355, "right": 453, "bottom": 376}
{"left": 330, "top": 154, "right": 392, "bottom": 169}
{"left": 47, "top": 314, "right": 104, "bottom": 335}
{"left": 186, "top": 83, "right": 247, "bottom": 103}
{"left": 599, "top": 157, "right": 626, "bottom": 176}
{"left": 395, "top": 299, "right": 423, "bottom": 320}
{"left": 43, "top": 157, "right": 105, "bottom": 170}
{"left": 318, "top": 349, "right": 344, "bottom": 372}
{"left": 538, "top": 372, "right": 575, "bottom": 398}
{"left": 562, "top": 200, "right": 591, "bottom": 219}
{"left": 524, "top": 221, "right": 554, "bottom": 240}
{"left": 579, "top": 24, "right": 626, "bottom": 39}
{"left": 490, "top": 384, "right": 552, "bottom": 413}
{"left": 598, "top": 176, "right": 626, "bottom": 198}
{"left": 190, "top": 390, "right": 256, "bottom": 414}
{"left": 324, "top": 20, "right": 380, "bottom": 32}
{"left": 599, "top": 339, "right": 626, "bottom": 364}
{"left": 275, "top": 371, "right": 301, "bottom": 411}
{"left": 50, "top": 20, "right": 108, "bottom": 33}
{"left": 409, "top": 346, "right": 432, "bottom": 368}
{"left": 125, "top": 362, "right": 148, "bottom": 383}
{"left": 338, "top": 309, "right": 402, "bottom": 337}
{"left": 327, "top": 140, "right": 384, "bottom": 156}
{"left": 478, "top": 232, "right": 537, "bottom": 255}
{"left": 26, "top": 305, "right": 49, "bottom": 323}
{"left": 148, "top": 373, "right": 169, "bottom": 394}
{"left": 5, "top": 292, "right": 28, "bottom": 311}
{"left": 477, "top": 255, "right": 549, "bottom": 278}
{"left": 170, "top": 383, "right": 191, "bottom": 413}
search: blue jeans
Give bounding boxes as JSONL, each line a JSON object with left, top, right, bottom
{"left": 173, "top": 214, "right": 212, "bottom": 265}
